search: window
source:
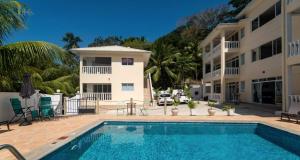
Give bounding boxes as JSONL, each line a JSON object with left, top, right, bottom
{"left": 259, "top": 6, "right": 275, "bottom": 26}
{"left": 252, "top": 18, "right": 259, "bottom": 31}
{"left": 214, "top": 64, "right": 221, "bottom": 70}
{"left": 83, "top": 84, "right": 87, "bottom": 92}
{"left": 226, "top": 57, "right": 239, "bottom": 67}
{"left": 214, "top": 83, "right": 221, "bottom": 93}
{"left": 251, "top": 1, "right": 281, "bottom": 31}
{"left": 260, "top": 41, "right": 273, "bottom": 59}
{"left": 275, "top": 1, "right": 281, "bottom": 16}
{"left": 252, "top": 50, "right": 257, "bottom": 62}
{"left": 240, "top": 53, "right": 245, "bottom": 65}
{"left": 273, "top": 38, "right": 282, "bottom": 55}
{"left": 122, "top": 58, "right": 134, "bottom": 65}
{"left": 122, "top": 83, "right": 134, "bottom": 91}
{"left": 240, "top": 28, "right": 245, "bottom": 39}
{"left": 205, "top": 63, "right": 211, "bottom": 73}
{"left": 83, "top": 57, "right": 111, "bottom": 66}
{"left": 93, "top": 84, "right": 111, "bottom": 93}
{"left": 240, "top": 81, "right": 245, "bottom": 93}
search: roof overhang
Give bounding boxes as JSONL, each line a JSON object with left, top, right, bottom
{"left": 200, "top": 23, "right": 240, "bottom": 47}
{"left": 70, "top": 46, "right": 152, "bottom": 66}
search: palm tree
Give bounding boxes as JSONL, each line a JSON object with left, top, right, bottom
{"left": 145, "top": 42, "right": 177, "bottom": 89}
{"left": 62, "top": 32, "right": 82, "bottom": 50}
{"left": 0, "top": 0, "right": 65, "bottom": 91}
{"left": 174, "top": 53, "right": 196, "bottom": 85}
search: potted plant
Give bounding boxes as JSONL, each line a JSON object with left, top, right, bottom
{"left": 171, "top": 99, "right": 180, "bottom": 116}
{"left": 222, "top": 104, "right": 235, "bottom": 116}
{"left": 207, "top": 100, "right": 217, "bottom": 116}
{"left": 188, "top": 100, "right": 196, "bottom": 116}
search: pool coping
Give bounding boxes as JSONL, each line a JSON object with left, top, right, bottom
{"left": 26, "top": 119, "right": 300, "bottom": 160}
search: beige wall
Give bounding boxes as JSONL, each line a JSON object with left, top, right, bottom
{"left": 80, "top": 52, "right": 145, "bottom": 105}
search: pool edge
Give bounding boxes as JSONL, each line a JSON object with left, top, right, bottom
{"left": 27, "top": 119, "right": 300, "bottom": 160}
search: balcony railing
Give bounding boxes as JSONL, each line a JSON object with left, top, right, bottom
{"left": 288, "top": 40, "right": 300, "bottom": 57}
{"left": 82, "top": 66, "right": 112, "bottom": 74}
{"left": 289, "top": 95, "right": 300, "bottom": 105}
{"left": 212, "top": 44, "right": 221, "bottom": 55}
{"left": 212, "top": 69, "right": 221, "bottom": 77}
{"left": 225, "top": 67, "right": 239, "bottom": 75}
{"left": 225, "top": 41, "right": 240, "bottom": 49}
{"left": 82, "top": 92, "right": 112, "bottom": 100}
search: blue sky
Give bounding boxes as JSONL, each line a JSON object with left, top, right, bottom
{"left": 8, "top": 0, "right": 228, "bottom": 47}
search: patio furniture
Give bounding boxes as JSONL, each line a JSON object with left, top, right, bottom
{"left": 9, "top": 98, "right": 34, "bottom": 125}
{"left": 280, "top": 98, "right": 300, "bottom": 123}
{"left": 126, "top": 102, "right": 136, "bottom": 115}
{"left": 0, "top": 121, "right": 10, "bottom": 130}
{"left": 39, "top": 97, "right": 54, "bottom": 119}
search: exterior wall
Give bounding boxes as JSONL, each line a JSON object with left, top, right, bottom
{"left": 79, "top": 52, "right": 145, "bottom": 105}
{"left": 202, "top": 0, "right": 285, "bottom": 105}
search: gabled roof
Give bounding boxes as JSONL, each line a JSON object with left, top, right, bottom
{"left": 70, "top": 45, "right": 151, "bottom": 53}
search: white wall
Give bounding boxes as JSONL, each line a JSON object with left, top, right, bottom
{"left": 0, "top": 91, "right": 62, "bottom": 122}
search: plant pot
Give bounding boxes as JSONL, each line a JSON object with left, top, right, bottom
{"left": 227, "top": 109, "right": 235, "bottom": 116}
{"left": 208, "top": 108, "right": 216, "bottom": 116}
{"left": 171, "top": 108, "right": 179, "bottom": 116}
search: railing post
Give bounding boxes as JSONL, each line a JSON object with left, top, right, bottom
{"left": 164, "top": 97, "right": 167, "bottom": 115}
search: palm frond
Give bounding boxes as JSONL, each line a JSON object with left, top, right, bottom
{"left": 0, "top": 41, "right": 65, "bottom": 73}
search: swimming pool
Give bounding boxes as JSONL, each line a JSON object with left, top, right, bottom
{"left": 41, "top": 121, "right": 300, "bottom": 160}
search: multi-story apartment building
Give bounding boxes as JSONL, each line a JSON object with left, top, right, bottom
{"left": 201, "top": 0, "right": 300, "bottom": 111}
{"left": 71, "top": 46, "right": 151, "bottom": 105}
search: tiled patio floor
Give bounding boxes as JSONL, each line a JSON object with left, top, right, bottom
{"left": 0, "top": 109, "right": 299, "bottom": 160}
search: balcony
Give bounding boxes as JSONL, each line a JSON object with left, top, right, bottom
{"left": 212, "top": 69, "right": 221, "bottom": 78}
{"left": 288, "top": 40, "right": 300, "bottom": 57}
{"left": 82, "top": 66, "right": 112, "bottom": 74}
{"left": 225, "top": 67, "right": 239, "bottom": 75}
{"left": 82, "top": 92, "right": 112, "bottom": 100}
{"left": 225, "top": 41, "right": 239, "bottom": 49}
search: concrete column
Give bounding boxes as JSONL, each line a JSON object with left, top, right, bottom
{"left": 283, "top": 13, "right": 293, "bottom": 111}
{"left": 210, "top": 59, "right": 214, "bottom": 73}
{"left": 79, "top": 56, "right": 83, "bottom": 94}
{"left": 210, "top": 81, "right": 214, "bottom": 100}
{"left": 220, "top": 32, "right": 226, "bottom": 103}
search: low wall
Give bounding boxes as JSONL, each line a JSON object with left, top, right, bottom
{"left": 0, "top": 91, "right": 63, "bottom": 122}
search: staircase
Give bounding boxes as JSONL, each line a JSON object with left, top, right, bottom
{"left": 144, "top": 73, "right": 153, "bottom": 102}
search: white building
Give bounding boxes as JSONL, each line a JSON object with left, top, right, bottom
{"left": 71, "top": 46, "right": 152, "bottom": 105}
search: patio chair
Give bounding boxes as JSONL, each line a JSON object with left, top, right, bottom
{"left": 9, "top": 98, "right": 28, "bottom": 123}
{"left": 0, "top": 121, "right": 10, "bottom": 130}
{"left": 39, "top": 97, "right": 54, "bottom": 119}
{"left": 281, "top": 96, "right": 300, "bottom": 123}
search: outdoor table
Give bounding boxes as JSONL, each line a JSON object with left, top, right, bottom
{"left": 126, "top": 103, "right": 136, "bottom": 115}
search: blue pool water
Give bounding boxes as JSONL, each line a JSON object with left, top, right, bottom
{"left": 42, "top": 122, "right": 300, "bottom": 160}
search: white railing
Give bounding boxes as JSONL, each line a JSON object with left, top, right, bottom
{"left": 82, "top": 66, "right": 112, "bottom": 74}
{"left": 288, "top": 40, "right": 300, "bottom": 57}
{"left": 225, "top": 41, "right": 240, "bottom": 49}
{"left": 289, "top": 95, "right": 300, "bottom": 105}
{"left": 212, "top": 44, "right": 221, "bottom": 55}
{"left": 203, "top": 73, "right": 211, "bottom": 79}
{"left": 82, "top": 92, "right": 112, "bottom": 101}
{"left": 225, "top": 67, "right": 239, "bottom": 75}
{"left": 212, "top": 69, "right": 221, "bottom": 77}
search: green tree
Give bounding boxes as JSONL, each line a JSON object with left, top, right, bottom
{"left": 122, "top": 36, "right": 151, "bottom": 50}
{"left": 145, "top": 42, "right": 177, "bottom": 89}
{"left": 88, "top": 36, "right": 122, "bottom": 47}
{"left": 229, "top": 0, "right": 252, "bottom": 16}
{"left": 62, "top": 32, "right": 82, "bottom": 50}
{"left": 0, "top": 0, "right": 71, "bottom": 94}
